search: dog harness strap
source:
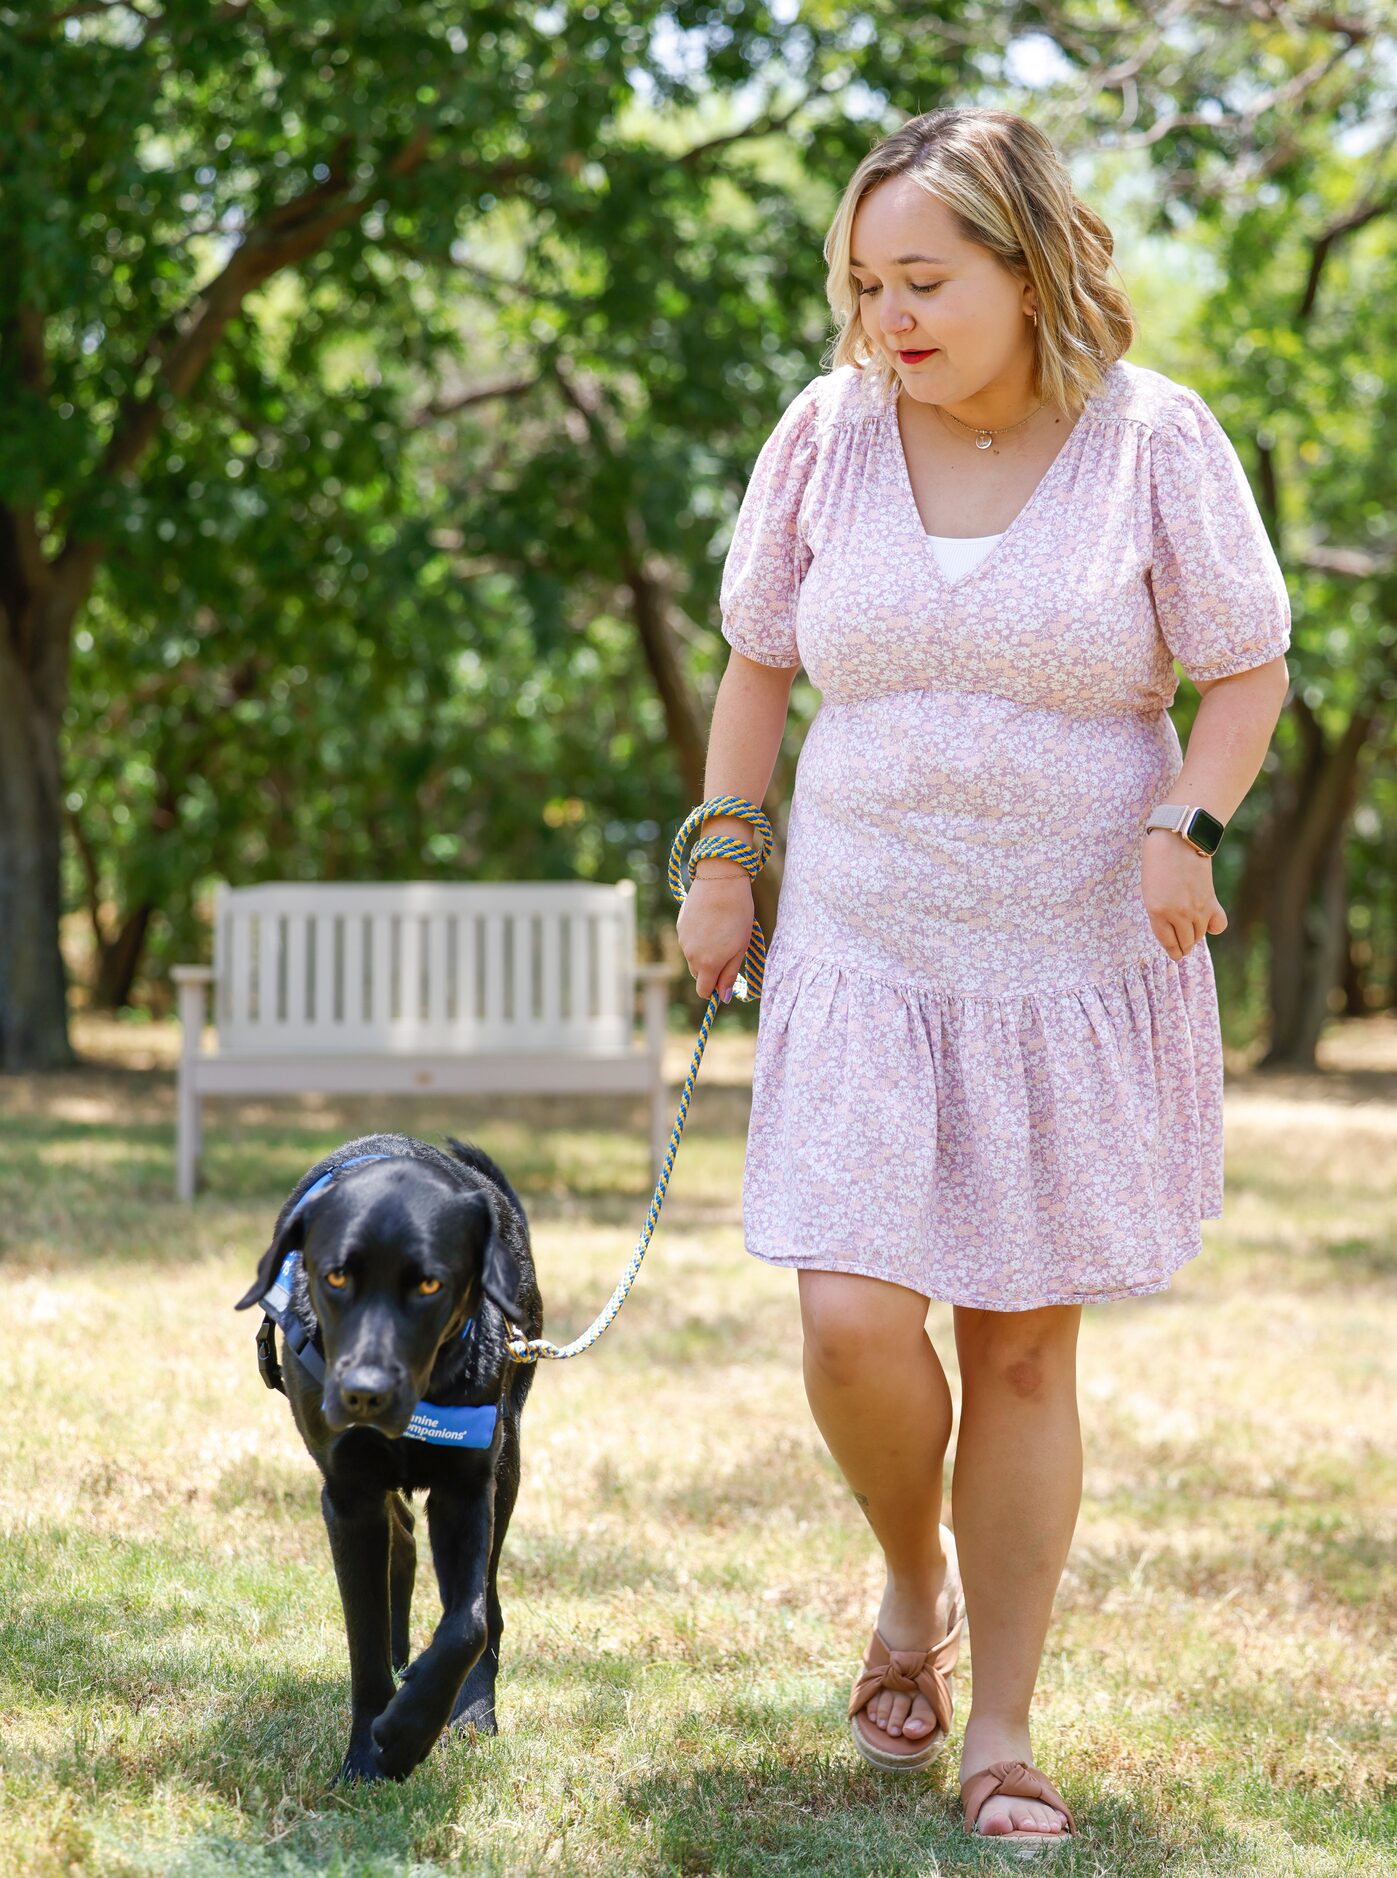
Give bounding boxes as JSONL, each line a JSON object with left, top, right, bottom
{"left": 256, "top": 1153, "right": 498, "bottom": 1449}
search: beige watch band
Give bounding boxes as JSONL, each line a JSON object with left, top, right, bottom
{"left": 1144, "top": 803, "right": 1220, "bottom": 856}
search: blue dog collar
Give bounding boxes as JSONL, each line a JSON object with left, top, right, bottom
{"left": 259, "top": 1153, "right": 499, "bottom": 1450}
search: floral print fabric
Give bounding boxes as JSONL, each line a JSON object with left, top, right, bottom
{"left": 719, "top": 358, "right": 1291, "bottom": 1309}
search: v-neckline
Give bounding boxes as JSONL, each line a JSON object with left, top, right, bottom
{"left": 888, "top": 387, "right": 1098, "bottom": 595}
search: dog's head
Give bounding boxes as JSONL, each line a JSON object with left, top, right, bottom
{"left": 235, "top": 1156, "right": 526, "bottom": 1437}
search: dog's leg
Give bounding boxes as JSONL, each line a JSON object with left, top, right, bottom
{"left": 322, "top": 1480, "right": 396, "bottom": 1784}
{"left": 448, "top": 1431, "right": 520, "bottom": 1737}
{"left": 369, "top": 1473, "right": 495, "bottom": 1780}
{"left": 389, "top": 1493, "right": 416, "bottom": 1674}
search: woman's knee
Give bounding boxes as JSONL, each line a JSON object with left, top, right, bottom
{"left": 955, "top": 1303, "right": 1080, "bottom": 1399}
{"left": 798, "top": 1270, "right": 930, "bottom": 1389}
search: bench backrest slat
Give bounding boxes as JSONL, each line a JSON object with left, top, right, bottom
{"left": 212, "top": 881, "right": 639, "bottom": 1055}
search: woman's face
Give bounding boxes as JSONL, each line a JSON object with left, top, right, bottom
{"left": 849, "top": 175, "right": 1036, "bottom": 407}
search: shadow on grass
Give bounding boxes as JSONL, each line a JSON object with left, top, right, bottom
{"left": 505, "top": 1532, "right": 680, "bottom": 1599}
{"left": 0, "top": 1107, "right": 718, "bottom": 1262}
{"left": 1317, "top": 1233, "right": 1397, "bottom": 1282}
{"left": 1069, "top": 1520, "right": 1397, "bottom": 1626}
{"left": 618, "top": 1749, "right": 1253, "bottom": 1877}
{"left": 664, "top": 1750, "right": 1390, "bottom": 1868}
{"left": 7, "top": 1555, "right": 1389, "bottom": 1876}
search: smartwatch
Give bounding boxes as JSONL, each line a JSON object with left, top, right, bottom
{"left": 1144, "top": 802, "right": 1225, "bottom": 857}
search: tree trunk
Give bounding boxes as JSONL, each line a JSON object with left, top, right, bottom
{"left": 1295, "top": 835, "right": 1349, "bottom": 1062}
{"left": 1341, "top": 927, "right": 1368, "bottom": 1017}
{"left": 1257, "top": 701, "right": 1375, "bottom": 1070}
{"left": 0, "top": 637, "right": 72, "bottom": 1069}
{"left": 94, "top": 902, "right": 156, "bottom": 1010}
{"left": 623, "top": 546, "right": 784, "bottom": 951}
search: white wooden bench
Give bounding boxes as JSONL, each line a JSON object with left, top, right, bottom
{"left": 171, "top": 880, "right": 673, "bottom": 1202}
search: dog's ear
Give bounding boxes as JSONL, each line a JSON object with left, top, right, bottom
{"left": 234, "top": 1203, "right": 309, "bottom": 1312}
{"left": 464, "top": 1186, "right": 527, "bottom": 1326}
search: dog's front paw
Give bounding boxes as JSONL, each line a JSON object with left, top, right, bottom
{"left": 335, "top": 1740, "right": 389, "bottom": 1786}
{"left": 369, "top": 1694, "right": 441, "bottom": 1781}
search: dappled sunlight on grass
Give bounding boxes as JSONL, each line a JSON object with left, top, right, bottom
{"left": 0, "top": 1016, "right": 1394, "bottom": 1873}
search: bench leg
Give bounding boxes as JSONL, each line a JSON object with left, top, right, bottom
{"left": 642, "top": 978, "right": 671, "bottom": 1192}
{"left": 175, "top": 972, "right": 209, "bottom": 1202}
{"left": 177, "top": 1074, "right": 201, "bottom": 1203}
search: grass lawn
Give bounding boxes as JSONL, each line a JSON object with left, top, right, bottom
{"left": 1, "top": 1011, "right": 1394, "bottom": 1877}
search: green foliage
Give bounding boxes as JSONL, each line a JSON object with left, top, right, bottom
{"left": 3, "top": 3, "right": 1394, "bottom": 1030}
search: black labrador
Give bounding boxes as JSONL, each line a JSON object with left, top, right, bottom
{"left": 236, "top": 1131, "right": 542, "bottom": 1783}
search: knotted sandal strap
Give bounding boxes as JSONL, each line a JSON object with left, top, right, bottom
{"left": 847, "top": 1596, "right": 963, "bottom": 1740}
{"left": 961, "top": 1760, "right": 1076, "bottom": 1837}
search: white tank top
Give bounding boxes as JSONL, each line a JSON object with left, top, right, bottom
{"left": 925, "top": 531, "right": 1004, "bottom": 581}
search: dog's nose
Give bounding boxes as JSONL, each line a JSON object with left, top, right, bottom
{"left": 337, "top": 1365, "right": 402, "bottom": 1419}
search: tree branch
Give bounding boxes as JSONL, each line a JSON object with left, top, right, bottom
{"left": 50, "top": 125, "right": 448, "bottom": 580}
{"left": 1298, "top": 541, "right": 1397, "bottom": 578}
{"left": 65, "top": 804, "right": 112, "bottom": 954}
{"left": 1297, "top": 179, "right": 1397, "bottom": 320}
{"left": 675, "top": 75, "right": 851, "bottom": 166}
{"left": 410, "top": 371, "right": 542, "bottom": 427}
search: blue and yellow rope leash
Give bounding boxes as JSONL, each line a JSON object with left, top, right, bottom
{"left": 504, "top": 795, "right": 772, "bottom": 1365}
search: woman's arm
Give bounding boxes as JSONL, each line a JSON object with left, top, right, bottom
{"left": 1170, "top": 654, "right": 1291, "bottom": 822}
{"left": 676, "top": 650, "right": 798, "bottom": 1003}
{"left": 693, "top": 651, "right": 800, "bottom": 876}
{"left": 1142, "top": 654, "right": 1291, "bottom": 960}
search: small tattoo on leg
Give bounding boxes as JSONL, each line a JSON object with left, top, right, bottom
{"left": 852, "top": 1492, "right": 870, "bottom": 1510}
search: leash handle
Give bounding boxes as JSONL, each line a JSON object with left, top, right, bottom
{"left": 505, "top": 797, "right": 773, "bottom": 1365}
{"left": 676, "top": 794, "right": 773, "bottom": 1002}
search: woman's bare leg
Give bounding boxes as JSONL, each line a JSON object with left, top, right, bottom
{"left": 952, "top": 1301, "right": 1082, "bottom": 1837}
{"left": 798, "top": 1269, "right": 956, "bottom": 1742}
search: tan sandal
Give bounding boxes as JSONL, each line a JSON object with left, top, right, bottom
{"left": 961, "top": 1759, "right": 1076, "bottom": 1855}
{"left": 848, "top": 1526, "right": 965, "bottom": 1772}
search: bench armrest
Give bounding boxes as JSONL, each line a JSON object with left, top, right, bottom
{"left": 172, "top": 965, "right": 213, "bottom": 1061}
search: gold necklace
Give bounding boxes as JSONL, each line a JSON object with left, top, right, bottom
{"left": 935, "top": 398, "right": 1047, "bottom": 452}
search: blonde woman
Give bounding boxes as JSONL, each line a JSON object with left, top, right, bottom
{"left": 677, "top": 106, "right": 1291, "bottom": 1851}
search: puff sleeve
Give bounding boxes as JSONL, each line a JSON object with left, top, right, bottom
{"left": 1147, "top": 386, "right": 1292, "bottom": 683}
{"left": 718, "top": 379, "right": 820, "bottom": 668}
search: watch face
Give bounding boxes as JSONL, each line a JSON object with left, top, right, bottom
{"left": 1186, "top": 808, "right": 1224, "bottom": 854}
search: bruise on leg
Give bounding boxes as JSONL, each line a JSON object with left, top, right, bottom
{"left": 1003, "top": 1353, "right": 1045, "bottom": 1399}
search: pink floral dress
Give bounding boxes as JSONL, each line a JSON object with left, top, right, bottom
{"left": 718, "top": 357, "right": 1291, "bottom": 1310}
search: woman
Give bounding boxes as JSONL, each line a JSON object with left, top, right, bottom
{"left": 676, "top": 106, "right": 1291, "bottom": 1850}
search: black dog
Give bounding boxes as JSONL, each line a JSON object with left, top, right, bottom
{"left": 236, "top": 1131, "right": 542, "bottom": 1783}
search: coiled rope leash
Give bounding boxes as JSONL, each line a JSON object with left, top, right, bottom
{"left": 504, "top": 795, "right": 773, "bottom": 1364}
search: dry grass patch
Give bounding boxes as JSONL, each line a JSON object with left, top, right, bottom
{"left": 0, "top": 1014, "right": 1393, "bottom": 1875}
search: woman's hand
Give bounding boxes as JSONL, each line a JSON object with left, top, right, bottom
{"left": 1141, "top": 830, "right": 1228, "bottom": 960}
{"left": 676, "top": 873, "right": 756, "bottom": 1003}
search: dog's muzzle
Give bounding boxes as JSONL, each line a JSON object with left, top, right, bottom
{"left": 324, "top": 1362, "right": 414, "bottom": 1434}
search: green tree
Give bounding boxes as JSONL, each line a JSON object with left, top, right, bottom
{"left": 5, "top": 0, "right": 1389, "bottom": 1074}
{"left": 1, "top": 0, "right": 986, "bottom": 1065}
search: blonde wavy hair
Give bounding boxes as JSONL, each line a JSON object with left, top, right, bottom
{"left": 824, "top": 106, "right": 1135, "bottom": 416}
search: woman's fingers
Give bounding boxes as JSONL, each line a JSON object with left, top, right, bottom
{"left": 1156, "top": 912, "right": 1202, "bottom": 959}
{"left": 1150, "top": 898, "right": 1226, "bottom": 959}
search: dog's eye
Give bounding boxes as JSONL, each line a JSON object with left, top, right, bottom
{"left": 416, "top": 1277, "right": 443, "bottom": 1297}
{"left": 323, "top": 1268, "right": 349, "bottom": 1290}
